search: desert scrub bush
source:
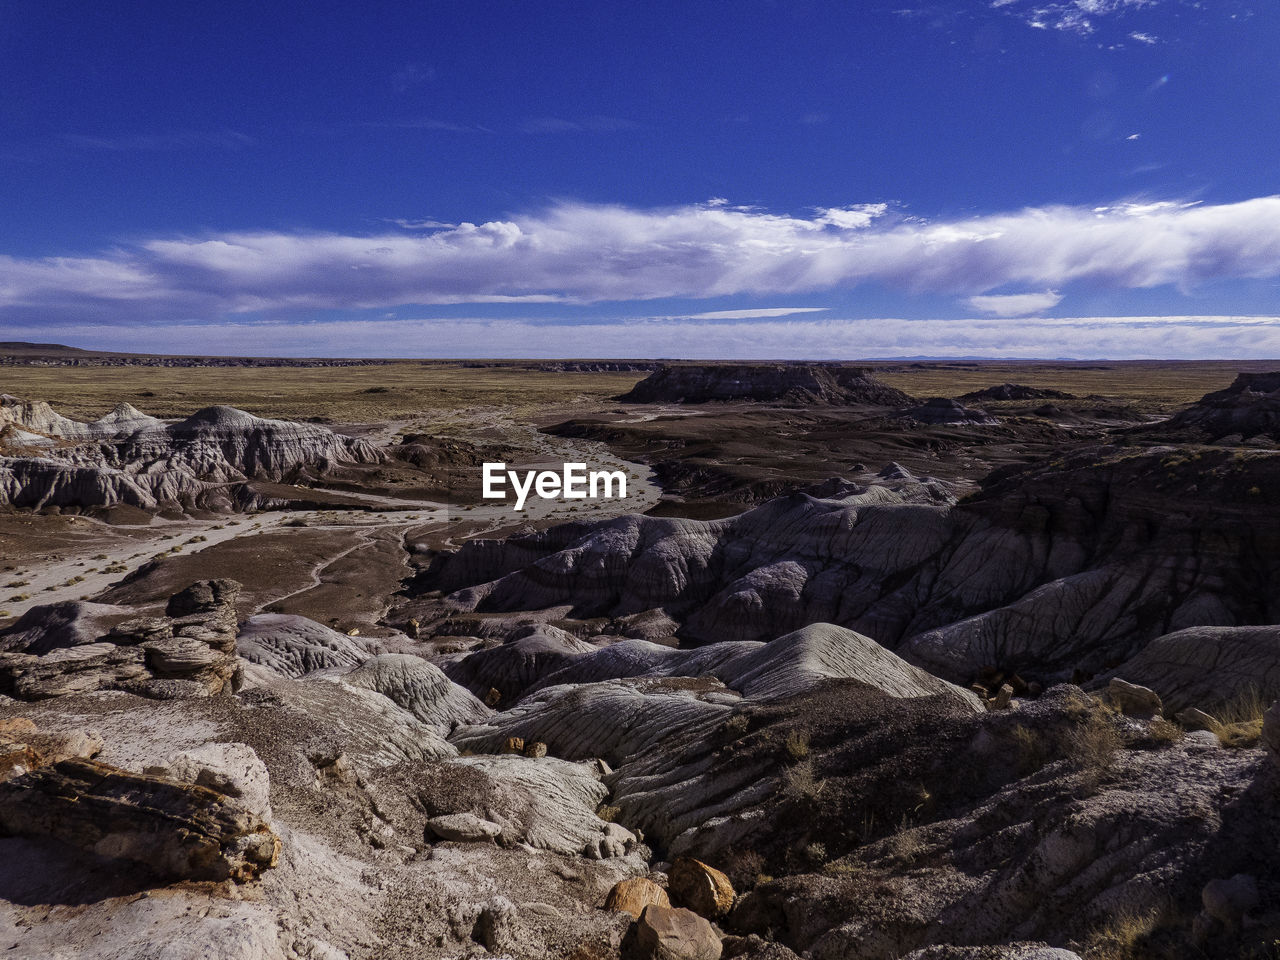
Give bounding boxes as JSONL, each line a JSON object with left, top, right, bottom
{"left": 781, "top": 758, "right": 827, "bottom": 804}
{"left": 784, "top": 729, "right": 811, "bottom": 761}
{"left": 721, "top": 713, "right": 749, "bottom": 739}
{"left": 595, "top": 804, "right": 621, "bottom": 823}
{"left": 1065, "top": 713, "right": 1121, "bottom": 774}
{"left": 802, "top": 841, "right": 828, "bottom": 866}
{"left": 4, "top": 579, "right": 28, "bottom": 588}
{"left": 281, "top": 517, "right": 309, "bottom": 528}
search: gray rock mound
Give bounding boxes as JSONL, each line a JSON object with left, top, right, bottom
{"left": 341, "top": 654, "right": 492, "bottom": 733}
{"left": 898, "top": 397, "right": 997, "bottom": 426}
{"left": 620, "top": 364, "right": 914, "bottom": 406}
{"left": 0, "top": 395, "right": 382, "bottom": 511}
{"left": 237, "top": 613, "right": 380, "bottom": 680}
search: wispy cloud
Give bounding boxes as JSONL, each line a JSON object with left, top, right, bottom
{"left": 520, "top": 116, "right": 642, "bottom": 134}
{"left": 60, "top": 129, "right": 254, "bottom": 152}
{"left": 3, "top": 195, "right": 1280, "bottom": 322}
{"left": 7, "top": 315, "right": 1279, "bottom": 360}
{"left": 380, "top": 218, "right": 457, "bottom": 230}
{"left": 966, "top": 291, "right": 1063, "bottom": 316}
{"left": 678, "top": 307, "right": 831, "bottom": 320}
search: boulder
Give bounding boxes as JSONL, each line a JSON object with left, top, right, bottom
{"left": 425, "top": 812, "right": 503, "bottom": 843}
{"left": 1107, "top": 678, "right": 1162, "bottom": 718}
{"left": 1201, "top": 873, "right": 1259, "bottom": 930}
{"left": 144, "top": 742, "right": 272, "bottom": 820}
{"left": 606, "top": 877, "right": 672, "bottom": 919}
{"left": 0, "top": 757, "right": 279, "bottom": 882}
{"left": 1175, "top": 707, "right": 1219, "bottom": 732}
{"left": 625, "top": 904, "right": 723, "bottom": 960}
{"left": 669, "top": 857, "right": 736, "bottom": 920}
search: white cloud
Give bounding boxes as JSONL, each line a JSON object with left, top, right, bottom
{"left": 816, "top": 204, "right": 889, "bottom": 229}
{"left": 991, "top": 0, "right": 1162, "bottom": 36}
{"left": 966, "top": 291, "right": 1063, "bottom": 316}
{"left": 679, "top": 307, "right": 831, "bottom": 320}
{"left": 7, "top": 315, "right": 1280, "bottom": 360}
{"left": 4, "top": 195, "right": 1280, "bottom": 322}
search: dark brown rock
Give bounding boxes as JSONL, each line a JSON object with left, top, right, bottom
{"left": 0, "top": 757, "right": 279, "bottom": 882}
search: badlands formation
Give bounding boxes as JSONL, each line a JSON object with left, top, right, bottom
{"left": 2, "top": 358, "right": 1280, "bottom": 960}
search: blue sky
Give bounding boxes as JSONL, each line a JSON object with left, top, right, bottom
{"left": 1, "top": 0, "right": 1278, "bottom": 358}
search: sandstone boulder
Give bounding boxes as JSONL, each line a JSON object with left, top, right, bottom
{"left": 1106, "top": 678, "right": 1162, "bottom": 717}
{"left": 624, "top": 904, "right": 723, "bottom": 960}
{"left": 606, "top": 877, "right": 672, "bottom": 919}
{"left": 669, "top": 857, "right": 736, "bottom": 920}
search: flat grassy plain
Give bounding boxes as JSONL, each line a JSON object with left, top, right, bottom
{"left": 3, "top": 357, "right": 1270, "bottom": 422}
{"left": 0, "top": 362, "right": 645, "bottom": 422}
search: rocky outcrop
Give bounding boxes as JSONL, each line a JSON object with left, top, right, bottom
{"left": 1097, "top": 625, "right": 1280, "bottom": 714}
{"left": 0, "top": 396, "right": 382, "bottom": 511}
{"left": 619, "top": 364, "right": 913, "bottom": 406}
{"left": 432, "top": 446, "right": 1280, "bottom": 687}
{"left": 1144, "top": 372, "right": 1280, "bottom": 442}
{"left": 960, "top": 384, "right": 1076, "bottom": 402}
{"left": 0, "top": 580, "right": 242, "bottom": 700}
{"left": 0, "top": 757, "right": 279, "bottom": 882}
{"left": 422, "top": 753, "right": 641, "bottom": 858}
{"left": 898, "top": 398, "right": 997, "bottom": 426}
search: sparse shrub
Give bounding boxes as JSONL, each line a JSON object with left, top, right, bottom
{"left": 0, "top": 610, "right": 10, "bottom": 618}
{"left": 886, "top": 828, "right": 925, "bottom": 867}
{"left": 186, "top": 535, "right": 207, "bottom": 543}
{"left": 1010, "top": 724, "right": 1051, "bottom": 774}
{"left": 3, "top": 580, "right": 28, "bottom": 588}
{"left": 282, "top": 518, "right": 308, "bottom": 528}
{"left": 784, "top": 729, "right": 811, "bottom": 761}
{"left": 596, "top": 804, "right": 621, "bottom": 823}
{"left": 781, "top": 758, "right": 826, "bottom": 804}
{"left": 721, "top": 713, "right": 749, "bottom": 738}
{"left": 803, "top": 841, "right": 828, "bottom": 865}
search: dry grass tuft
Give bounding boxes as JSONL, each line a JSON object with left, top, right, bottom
{"left": 784, "top": 729, "right": 811, "bottom": 761}
{"left": 1211, "top": 686, "right": 1270, "bottom": 749}
{"left": 1081, "top": 903, "right": 1173, "bottom": 960}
